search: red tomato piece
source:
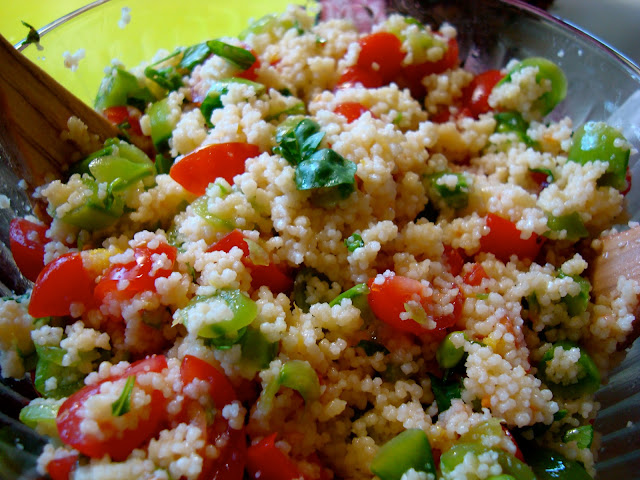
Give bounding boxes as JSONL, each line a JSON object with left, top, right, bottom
{"left": 336, "top": 65, "right": 384, "bottom": 89}
{"left": 501, "top": 425, "right": 525, "bottom": 462}
{"left": 463, "top": 263, "right": 489, "bottom": 287}
{"left": 9, "top": 217, "right": 48, "bottom": 282}
{"left": 94, "top": 243, "right": 177, "bottom": 307}
{"left": 442, "top": 245, "right": 465, "bottom": 277}
{"left": 46, "top": 453, "right": 78, "bottom": 480}
{"left": 180, "top": 355, "right": 246, "bottom": 480}
{"left": 622, "top": 167, "right": 632, "bottom": 195}
{"left": 367, "top": 274, "right": 462, "bottom": 335}
{"left": 207, "top": 229, "right": 293, "bottom": 294}
{"left": 56, "top": 355, "right": 168, "bottom": 461}
{"left": 479, "top": 213, "right": 544, "bottom": 262}
{"left": 461, "top": 70, "right": 504, "bottom": 118}
{"left": 246, "top": 433, "right": 303, "bottom": 480}
{"left": 530, "top": 170, "right": 552, "bottom": 191}
{"left": 357, "top": 32, "right": 404, "bottom": 83}
{"left": 333, "top": 102, "right": 374, "bottom": 123}
{"left": 170, "top": 142, "right": 261, "bottom": 196}
{"left": 181, "top": 355, "right": 237, "bottom": 408}
{"left": 28, "top": 252, "right": 95, "bottom": 318}
{"left": 103, "top": 105, "right": 144, "bottom": 136}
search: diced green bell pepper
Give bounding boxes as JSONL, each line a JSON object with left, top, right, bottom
{"left": 567, "top": 122, "right": 630, "bottom": 191}
{"left": 544, "top": 212, "right": 588, "bottom": 241}
{"left": 370, "top": 429, "right": 436, "bottom": 480}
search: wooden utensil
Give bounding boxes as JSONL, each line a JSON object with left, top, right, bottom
{"left": 591, "top": 225, "right": 640, "bottom": 299}
{"left": 0, "top": 33, "right": 121, "bottom": 194}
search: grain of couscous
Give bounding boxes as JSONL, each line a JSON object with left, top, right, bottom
{"left": 2, "top": 4, "right": 637, "bottom": 480}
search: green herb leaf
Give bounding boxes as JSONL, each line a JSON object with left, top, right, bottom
{"left": 111, "top": 375, "right": 136, "bottom": 417}
{"left": 344, "top": 233, "right": 364, "bottom": 252}
{"left": 178, "top": 42, "right": 212, "bottom": 71}
{"left": 274, "top": 118, "right": 324, "bottom": 165}
{"left": 429, "top": 374, "right": 462, "bottom": 412}
{"left": 144, "top": 65, "right": 183, "bottom": 91}
{"left": 295, "top": 148, "right": 356, "bottom": 192}
{"left": 21, "top": 21, "right": 40, "bottom": 47}
{"left": 206, "top": 40, "right": 256, "bottom": 69}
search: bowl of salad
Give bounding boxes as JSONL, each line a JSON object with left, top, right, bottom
{"left": 1, "top": 0, "right": 640, "bottom": 479}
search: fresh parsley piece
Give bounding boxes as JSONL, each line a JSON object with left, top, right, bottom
{"left": 111, "top": 375, "right": 136, "bottom": 417}
{"left": 345, "top": 233, "right": 364, "bottom": 252}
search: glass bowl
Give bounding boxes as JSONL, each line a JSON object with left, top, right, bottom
{"left": 3, "top": 0, "right": 640, "bottom": 477}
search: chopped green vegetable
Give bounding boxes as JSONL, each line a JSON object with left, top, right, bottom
{"left": 274, "top": 118, "right": 325, "bottom": 166}
{"left": 144, "top": 65, "right": 183, "bottom": 91}
{"left": 191, "top": 196, "right": 235, "bottom": 230}
{"left": 428, "top": 171, "right": 469, "bottom": 209}
{"left": 89, "top": 156, "right": 154, "bottom": 191}
{"left": 292, "top": 267, "right": 331, "bottom": 313}
{"left": 279, "top": 359, "right": 321, "bottom": 402}
{"left": 525, "top": 447, "right": 593, "bottom": 480}
{"left": 329, "top": 283, "right": 369, "bottom": 307}
{"left": 544, "top": 211, "right": 589, "bottom": 240}
{"left": 94, "top": 67, "right": 154, "bottom": 112}
{"left": 557, "top": 272, "right": 591, "bottom": 316}
{"left": 178, "top": 289, "right": 258, "bottom": 343}
{"left": 34, "top": 346, "right": 85, "bottom": 399}
{"left": 344, "top": 233, "right": 364, "bottom": 252}
{"left": 538, "top": 341, "right": 600, "bottom": 398}
{"left": 200, "top": 78, "right": 266, "bottom": 126}
{"left": 240, "top": 328, "right": 278, "bottom": 371}
{"left": 497, "top": 57, "right": 567, "bottom": 116}
{"left": 494, "top": 111, "right": 537, "bottom": 147}
{"left": 178, "top": 42, "right": 212, "bottom": 71}
{"left": 265, "top": 102, "right": 306, "bottom": 122}
{"left": 148, "top": 97, "right": 178, "bottom": 152}
{"left": 155, "top": 153, "right": 175, "bottom": 175}
{"left": 111, "top": 375, "right": 136, "bottom": 417}
{"left": 370, "top": 429, "right": 436, "bottom": 480}
{"left": 436, "top": 331, "right": 467, "bottom": 369}
{"left": 429, "top": 374, "right": 462, "bottom": 412}
{"left": 568, "top": 122, "right": 630, "bottom": 191}
{"left": 441, "top": 443, "right": 536, "bottom": 480}
{"left": 295, "top": 148, "right": 357, "bottom": 206}
{"left": 19, "top": 398, "right": 64, "bottom": 438}
{"left": 206, "top": 39, "right": 256, "bottom": 69}
{"left": 562, "top": 425, "right": 593, "bottom": 448}
{"left": 59, "top": 177, "right": 124, "bottom": 231}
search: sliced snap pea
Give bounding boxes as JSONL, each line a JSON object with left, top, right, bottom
{"left": 329, "top": 283, "right": 375, "bottom": 322}
{"left": 88, "top": 155, "right": 154, "bottom": 191}
{"left": 567, "top": 122, "right": 630, "bottom": 191}
{"left": 19, "top": 398, "right": 64, "bottom": 438}
{"left": 440, "top": 443, "right": 535, "bottom": 480}
{"left": 240, "top": 327, "right": 278, "bottom": 371}
{"left": 59, "top": 177, "right": 124, "bottom": 231}
{"left": 279, "top": 359, "right": 320, "bottom": 402}
{"left": 497, "top": 57, "right": 567, "bottom": 116}
{"left": 538, "top": 341, "right": 600, "bottom": 398}
{"left": 370, "top": 429, "right": 436, "bottom": 480}
{"left": 148, "top": 97, "right": 178, "bottom": 152}
{"left": 562, "top": 425, "right": 594, "bottom": 449}
{"left": 94, "top": 67, "right": 154, "bottom": 112}
{"left": 557, "top": 272, "right": 591, "bottom": 317}
{"left": 494, "top": 111, "right": 537, "bottom": 148}
{"left": 191, "top": 196, "right": 235, "bottom": 231}
{"left": 525, "top": 447, "right": 593, "bottom": 480}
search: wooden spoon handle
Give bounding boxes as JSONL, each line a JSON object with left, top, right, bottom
{"left": 0, "top": 33, "right": 120, "bottom": 192}
{"left": 591, "top": 225, "right": 640, "bottom": 299}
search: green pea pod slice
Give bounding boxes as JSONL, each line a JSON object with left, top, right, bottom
{"left": 440, "top": 443, "right": 535, "bottom": 480}
{"left": 498, "top": 57, "right": 567, "bottom": 116}
{"left": 370, "top": 429, "right": 436, "bottom": 480}
{"left": 89, "top": 156, "right": 155, "bottom": 191}
{"left": 279, "top": 359, "right": 321, "bottom": 402}
{"left": 240, "top": 328, "right": 278, "bottom": 371}
{"left": 567, "top": 121, "right": 630, "bottom": 191}
{"left": 19, "top": 398, "right": 64, "bottom": 438}
{"left": 149, "top": 97, "right": 178, "bottom": 151}
{"left": 544, "top": 212, "right": 589, "bottom": 241}
{"left": 436, "top": 331, "right": 468, "bottom": 369}
{"left": 525, "top": 447, "right": 593, "bottom": 480}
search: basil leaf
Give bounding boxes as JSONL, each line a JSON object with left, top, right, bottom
{"left": 144, "top": 65, "right": 183, "bottom": 91}
{"left": 295, "top": 148, "right": 356, "bottom": 190}
{"left": 429, "top": 374, "right": 462, "bottom": 413}
{"left": 21, "top": 21, "right": 40, "bottom": 47}
{"left": 274, "top": 118, "right": 324, "bottom": 165}
{"left": 111, "top": 375, "right": 136, "bottom": 417}
{"left": 179, "top": 42, "right": 212, "bottom": 71}
{"left": 206, "top": 39, "right": 256, "bottom": 69}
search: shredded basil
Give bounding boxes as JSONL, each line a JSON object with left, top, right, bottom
{"left": 111, "top": 375, "right": 136, "bottom": 417}
{"left": 206, "top": 40, "right": 256, "bottom": 69}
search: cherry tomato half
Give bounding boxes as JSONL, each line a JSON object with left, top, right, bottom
{"left": 479, "top": 213, "right": 544, "bottom": 262}
{"left": 461, "top": 70, "right": 504, "bottom": 118}
{"left": 9, "top": 217, "right": 48, "bottom": 282}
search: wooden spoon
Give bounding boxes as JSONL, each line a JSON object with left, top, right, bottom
{"left": 0, "top": 33, "right": 122, "bottom": 195}
{"left": 591, "top": 225, "right": 640, "bottom": 299}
